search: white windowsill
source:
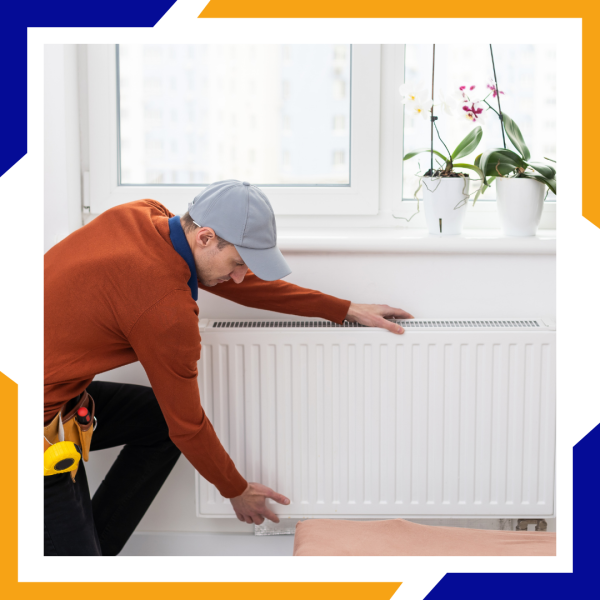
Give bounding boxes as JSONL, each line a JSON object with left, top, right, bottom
{"left": 277, "top": 228, "right": 556, "bottom": 255}
{"left": 82, "top": 213, "right": 555, "bottom": 255}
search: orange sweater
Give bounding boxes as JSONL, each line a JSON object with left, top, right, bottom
{"left": 44, "top": 200, "right": 351, "bottom": 498}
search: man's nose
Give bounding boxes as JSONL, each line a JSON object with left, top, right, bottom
{"left": 231, "top": 267, "right": 248, "bottom": 283}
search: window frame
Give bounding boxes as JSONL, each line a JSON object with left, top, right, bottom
{"left": 87, "top": 44, "right": 382, "bottom": 217}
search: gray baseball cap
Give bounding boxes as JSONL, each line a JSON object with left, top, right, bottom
{"left": 187, "top": 180, "right": 291, "bottom": 281}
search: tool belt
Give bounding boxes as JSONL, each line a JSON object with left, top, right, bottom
{"left": 43, "top": 390, "right": 96, "bottom": 482}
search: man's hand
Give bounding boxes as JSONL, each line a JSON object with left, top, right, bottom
{"left": 345, "top": 303, "right": 414, "bottom": 334}
{"left": 230, "top": 482, "right": 290, "bottom": 525}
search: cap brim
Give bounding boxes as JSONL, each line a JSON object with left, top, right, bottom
{"left": 235, "top": 244, "right": 291, "bottom": 281}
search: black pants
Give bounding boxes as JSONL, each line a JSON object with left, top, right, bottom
{"left": 44, "top": 382, "right": 181, "bottom": 556}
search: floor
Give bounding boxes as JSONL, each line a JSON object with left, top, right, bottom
{"left": 120, "top": 531, "right": 296, "bottom": 556}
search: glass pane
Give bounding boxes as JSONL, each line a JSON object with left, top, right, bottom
{"left": 117, "top": 44, "right": 351, "bottom": 186}
{"left": 403, "top": 44, "right": 556, "bottom": 201}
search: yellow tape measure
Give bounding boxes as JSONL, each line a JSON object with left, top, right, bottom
{"left": 44, "top": 441, "right": 81, "bottom": 476}
{"left": 44, "top": 411, "right": 87, "bottom": 476}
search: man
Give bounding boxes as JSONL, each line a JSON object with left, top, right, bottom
{"left": 44, "top": 179, "right": 412, "bottom": 555}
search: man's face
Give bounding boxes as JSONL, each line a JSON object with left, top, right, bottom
{"left": 193, "top": 237, "right": 249, "bottom": 288}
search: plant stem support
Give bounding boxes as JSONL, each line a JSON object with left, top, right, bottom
{"left": 431, "top": 44, "right": 435, "bottom": 173}
{"left": 489, "top": 44, "right": 506, "bottom": 149}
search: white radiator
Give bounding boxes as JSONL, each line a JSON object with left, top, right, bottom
{"left": 195, "top": 318, "right": 555, "bottom": 519}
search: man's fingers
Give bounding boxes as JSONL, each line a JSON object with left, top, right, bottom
{"left": 262, "top": 508, "right": 280, "bottom": 523}
{"left": 378, "top": 316, "right": 404, "bottom": 335}
{"left": 267, "top": 490, "right": 290, "bottom": 505}
{"left": 241, "top": 512, "right": 276, "bottom": 525}
{"left": 385, "top": 307, "right": 413, "bottom": 320}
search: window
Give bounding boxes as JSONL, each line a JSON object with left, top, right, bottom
{"left": 333, "top": 79, "right": 346, "bottom": 100}
{"left": 144, "top": 78, "right": 162, "bottom": 96}
{"left": 143, "top": 46, "right": 162, "bottom": 62}
{"left": 333, "top": 45, "right": 347, "bottom": 61}
{"left": 146, "top": 140, "right": 163, "bottom": 163}
{"left": 147, "top": 170, "right": 163, "bottom": 184}
{"left": 402, "top": 44, "right": 556, "bottom": 202}
{"left": 333, "top": 115, "right": 346, "bottom": 134}
{"left": 143, "top": 108, "right": 162, "bottom": 126}
{"left": 333, "top": 150, "right": 345, "bottom": 166}
{"left": 117, "top": 45, "right": 350, "bottom": 187}
{"left": 88, "top": 44, "right": 381, "bottom": 216}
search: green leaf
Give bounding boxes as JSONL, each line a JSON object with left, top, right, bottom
{"left": 520, "top": 172, "right": 556, "bottom": 195}
{"left": 403, "top": 148, "right": 449, "bottom": 162}
{"left": 451, "top": 126, "right": 483, "bottom": 160}
{"left": 454, "top": 162, "right": 487, "bottom": 206}
{"left": 483, "top": 175, "right": 497, "bottom": 194}
{"left": 528, "top": 162, "right": 556, "bottom": 179}
{"left": 478, "top": 148, "right": 527, "bottom": 183}
{"left": 502, "top": 113, "right": 530, "bottom": 161}
{"left": 481, "top": 147, "right": 524, "bottom": 165}
{"left": 453, "top": 162, "right": 484, "bottom": 180}
{"left": 474, "top": 153, "right": 482, "bottom": 168}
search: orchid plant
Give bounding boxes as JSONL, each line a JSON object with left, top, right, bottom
{"left": 475, "top": 114, "right": 557, "bottom": 196}
{"left": 475, "top": 46, "right": 556, "bottom": 196}
{"left": 401, "top": 82, "right": 488, "bottom": 204}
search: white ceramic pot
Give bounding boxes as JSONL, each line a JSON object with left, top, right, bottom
{"left": 422, "top": 176, "right": 470, "bottom": 235}
{"left": 496, "top": 177, "right": 545, "bottom": 236}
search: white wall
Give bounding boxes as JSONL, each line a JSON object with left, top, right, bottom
{"left": 44, "top": 45, "right": 82, "bottom": 252}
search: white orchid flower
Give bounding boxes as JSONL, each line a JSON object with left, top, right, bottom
{"left": 410, "top": 100, "right": 433, "bottom": 120}
{"left": 400, "top": 82, "right": 428, "bottom": 105}
{"left": 437, "top": 89, "right": 463, "bottom": 117}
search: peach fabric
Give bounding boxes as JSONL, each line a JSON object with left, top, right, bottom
{"left": 293, "top": 518, "right": 556, "bottom": 556}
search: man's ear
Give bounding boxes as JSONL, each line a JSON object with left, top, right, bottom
{"left": 195, "top": 227, "right": 216, "bottom": 249}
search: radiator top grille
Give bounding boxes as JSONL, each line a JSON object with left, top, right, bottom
{"left": 206, "top": 319, "right": 544, "bottom": 330}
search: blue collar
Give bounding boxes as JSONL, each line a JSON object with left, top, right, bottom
{"left": 168, "top": 216, "right": 198, "bottom": 301}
